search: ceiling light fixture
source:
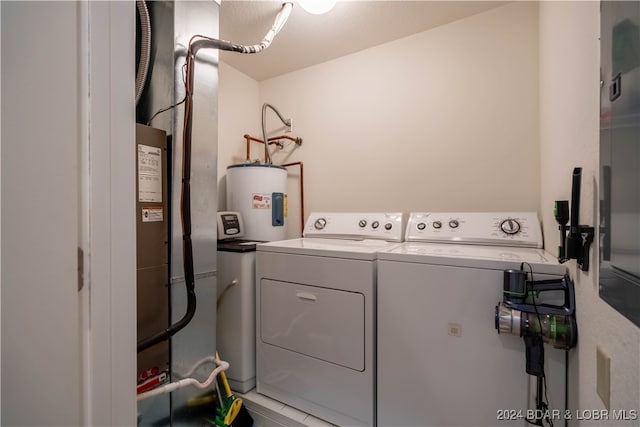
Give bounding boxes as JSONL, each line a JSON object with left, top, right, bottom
{"left": 298, "top": 0, "right": 336, "bottom": 15}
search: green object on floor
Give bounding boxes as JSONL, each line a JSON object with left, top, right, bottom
{"left": 214, "top": 352, "right": 254, "bottom": 427}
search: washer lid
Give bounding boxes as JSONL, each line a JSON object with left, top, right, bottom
{"left": 378, "top": 242, "right": 567, "bottom": 275}
{"left": 257, "top": 237, "right": 402, "bottom": 260}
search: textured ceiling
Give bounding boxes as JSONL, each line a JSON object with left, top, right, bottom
{"left": 219, "top": 1, "right": 508, "bottom": 81}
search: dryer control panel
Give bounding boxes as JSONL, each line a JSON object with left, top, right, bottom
{"left": 405, "top": 212, "right": 543, "bottom": 248}
{"left": 303, "top": 212, "right": 406, "bottom": 242}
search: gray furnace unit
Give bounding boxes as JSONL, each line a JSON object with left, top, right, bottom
{"left": 136, "top": 123, "right": 170, "bottom": 387}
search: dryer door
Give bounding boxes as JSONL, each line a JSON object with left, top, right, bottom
{"left": 260, "top": 279, "right": 365, "bottom": 371}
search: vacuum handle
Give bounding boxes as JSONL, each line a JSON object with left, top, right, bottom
{"left": 527, "top": 277, "right": 567, "bottom": 291}
{"left": 528, "top": 275, "right": 576, "bottom": 315}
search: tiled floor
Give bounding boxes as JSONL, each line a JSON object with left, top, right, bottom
{"left": 237, "top": 389, "right": 336, "bottom": 427}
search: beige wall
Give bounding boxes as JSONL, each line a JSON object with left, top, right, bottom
{"left": 220, "top": 1, "right": 541, "bottom": 239}
{"left": 539, "top": 0, "right": 640, "bottom": 420}
{"left": 219, "top": 0, "right": 640, "bottom": 417}
{"left": 218, "top": 61, "right": 261, "bottom": 210}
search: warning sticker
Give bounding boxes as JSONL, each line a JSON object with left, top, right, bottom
{"left": 284, "top": 193, "right": 288, "bottom": 218}
{"left": 252, "top": 193, "right": 272, "bottom": 209}
{"left": 142, "top": 207, "right": 164, "bottom": 223}
{"left": 138, "top": 144, "right": 162, "bottom": 203}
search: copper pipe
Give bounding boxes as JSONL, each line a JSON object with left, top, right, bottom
{"left": 282, "top": 161, "right": 305, "bottom": 235}
{"left": 243, "top": 133, "right": 302, "bottom": 162}
{"left": 269, "top": 135, "right": 302, "bottom": 144}
{"left": 244, "top": 134, "right": 280, "bottom": 161}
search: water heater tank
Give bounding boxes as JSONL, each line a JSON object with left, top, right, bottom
{"left": 226, "top": 163, "right": 287, "bottom": 242}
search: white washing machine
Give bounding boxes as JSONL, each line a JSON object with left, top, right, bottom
{"left": 256, "top": 212, "right": 406, "bottom": 427}
{"left": 377, "top": 212, "right": 570, "bottom": 427}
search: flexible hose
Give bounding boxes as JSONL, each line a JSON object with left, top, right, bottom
{"left": 240, "top": 2, "right": 293, "bottom": 53}
{"left": 186, "top": 2, "right": 293, "bottom": 56}
{"left": 262, "top": 103, "right": 292, "bottom": 164}
{"left": 137, "top": 357, "right": 229, "bottom": 400}
{"left": 135, "top": 0, "right": 151, "bottom": 105}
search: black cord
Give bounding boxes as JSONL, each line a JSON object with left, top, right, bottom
{"left": 522, "top": 262, "right": 554, "bottom": 427}
{"left": 137, "top": 49, "right": 198, "bottom": 354}
{"left": 146, "top": 95, "right": 186, "bottom": 126}
{"left": 145, "top": 64, "right": 188, "bottom": 126}
{"left": 564, "top": 350, "right": 569, "bottom": 427}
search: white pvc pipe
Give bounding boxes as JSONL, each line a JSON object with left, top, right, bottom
{"left": 137, "top": 357, "right": 230, "bottom": 401}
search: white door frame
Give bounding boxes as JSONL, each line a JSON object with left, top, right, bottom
{"left": 80, "top": 1, "right": 137, "bottom": 424}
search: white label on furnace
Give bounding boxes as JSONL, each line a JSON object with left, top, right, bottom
{"left": 138, "top": 144, "right": 162, "bottom": 202}
{"left": 252, "top": 193, "right": 272, "bottom": 209}
{"left": 142, "top": 207, "right": 164, "bottom": 223}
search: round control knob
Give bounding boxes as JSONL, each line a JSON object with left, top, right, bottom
{"left": 372, "top": 221, "right": 380, "bottom": 229}
{"left": 417, "top": 222, "right": 426, "bottom": 231}
{"left": 384, "top": 222, "right": 393, "bottom": 230}
{"left": 314, "top": 217, "right": 327, "bottom": 230}
{"left": 433, "top": 221, "right": 442, "bottom": 229}
{"left": 358, "top": 219, "right": 367, "bottom": 228}
{"left": 449, "top": 220, "right": 459, "bottom": 229}
{"left": 500, "top": 219, "right": 521, "bottom": 235}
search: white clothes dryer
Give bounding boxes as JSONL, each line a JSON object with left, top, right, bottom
{"left": 256, "top": 212, "right": 405, "bottom": 427}
{"left": 377, "top": 212, "right": 570, "bottom": 427}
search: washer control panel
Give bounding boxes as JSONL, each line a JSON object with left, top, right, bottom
{"left": 304, "top": 212, "right": 406, "bottom": 242}
{"left": 405, "top": 212, "right": 542, "bottom": 248}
